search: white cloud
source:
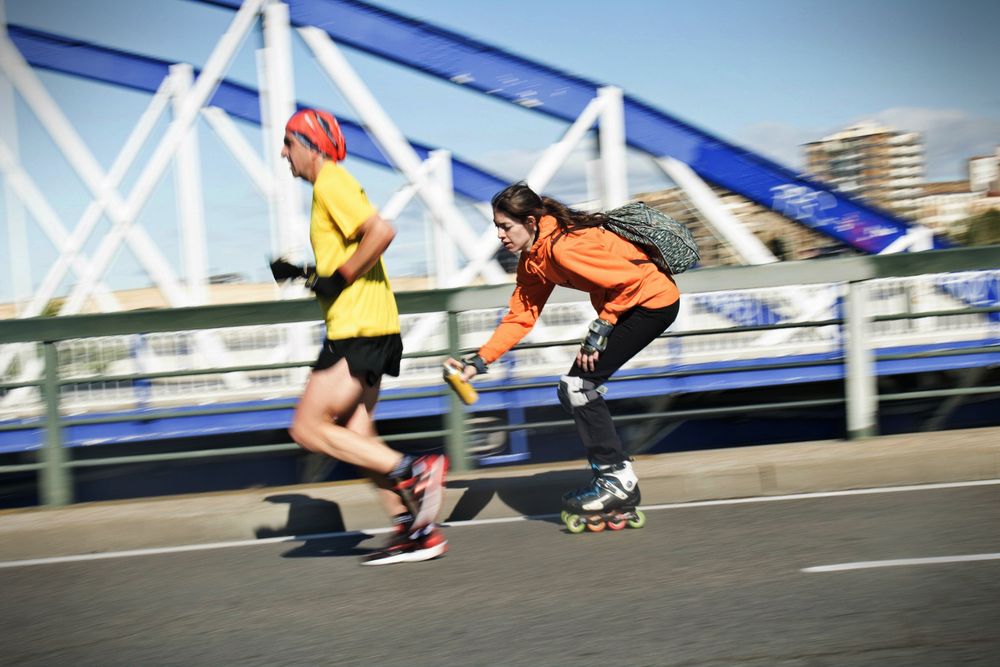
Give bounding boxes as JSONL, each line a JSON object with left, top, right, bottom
{"left": 868, "top": 108, "right": 1000, "bottom": 180}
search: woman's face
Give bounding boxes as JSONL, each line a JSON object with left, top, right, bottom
{"left": 493, "top": 210, "right": 537, "bottom": 253}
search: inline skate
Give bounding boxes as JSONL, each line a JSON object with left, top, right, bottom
{"left": 560, "top": 459, "right": 646, "bottom": 533}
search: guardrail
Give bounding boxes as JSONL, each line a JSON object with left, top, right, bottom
{"left": 1, "top": 246, "right": 998, "bottom": 506}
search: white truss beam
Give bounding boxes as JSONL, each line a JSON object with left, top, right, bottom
{"left": 0, "top": 0, "right": 28, "bottom": 315}
{"left": 260, "top": 0, "right": 303, "bottom": 261}
{"left": 0, "top": 140, "right": 119, "bottom": 310}
{"left": 0, "top": 2, "right": 263, "bottom": 393}
{"left": 450, "top": 87, "right": 618, "bottom": 286}
{"left": 298, "top": 25, "right": 509, "bottom": 286}
{"left": 878, "top": 225, "right": 934, "bottom": 254}
{"left": 656, "top": 156, "right": 777, "bottom": 266}
{"left": 48, "top": 0, "right": 265, "bottom": 313}
{"left": 0, "top": 34, "right": 188, "bottom": 313}
{"left": 379, "top": 155, "right": 441, "bottom": 222}
{"left": 170, "top": 63, "right": 209, "bottom": 305}
{"left": 597, "top": 86, "right": 627, "bottom": 209}
{"left": 201, "top": 107, "right": 273, "bottom": 198}
{"left": 17, "top": 77, "right": 173, "bottom": 319}
{"left": 426, "top": 150, "right": 458, "bottom": 287}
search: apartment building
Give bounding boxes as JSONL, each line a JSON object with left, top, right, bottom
{"left": 969, "top": 147, "right": 1000, "bottom": 193}
{"left": 916, "top": 181, "right": 981, "bottom": 237}
{"left": 803, "top": 122, "right": 925, "bottom": 220}
{"left": 913, "top": 146, "right": 1000, "bottom": 238}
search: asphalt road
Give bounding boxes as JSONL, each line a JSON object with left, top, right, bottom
{"left": 2, "top": 482, "right": 998, "bottom": 667}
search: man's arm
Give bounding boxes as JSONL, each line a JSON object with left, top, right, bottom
{"left": 337, "top": 212, "right": 396, "bottom": 282}
{"left": 302, "top": 212, "right": 396, "bottom": 297}
{"left": 271, "top": 213, "right": 396, "bottom": 297}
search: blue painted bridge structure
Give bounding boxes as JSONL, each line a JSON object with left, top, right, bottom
{"left": 7, "top": 0, "right": 946, "bottom": 253}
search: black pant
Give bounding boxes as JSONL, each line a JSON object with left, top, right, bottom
{"left": 566, "top": 301, "right": 680, "bottom": 465}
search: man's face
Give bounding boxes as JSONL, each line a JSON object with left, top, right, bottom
{"left": 281, "top": 131, "right": 312, "bottom": 180}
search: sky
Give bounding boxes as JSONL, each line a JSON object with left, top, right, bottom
{"left": 1, "top": 0, "right": 998, "bottom": 307}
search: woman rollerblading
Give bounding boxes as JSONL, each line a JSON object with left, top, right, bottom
{"left": 445, "top": 183, "right": 682, "bottom": 535}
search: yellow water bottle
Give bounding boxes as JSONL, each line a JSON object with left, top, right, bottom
{"left": 443, "top": 363, "right": 479, "bottom": 405}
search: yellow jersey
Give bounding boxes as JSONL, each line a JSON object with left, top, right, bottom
{"left": 310, "top": 161, "right": 400, "bottom": 339}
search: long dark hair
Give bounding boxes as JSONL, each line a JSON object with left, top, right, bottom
{"left": 491, "top": 182, "right": 607, "bottom": 232}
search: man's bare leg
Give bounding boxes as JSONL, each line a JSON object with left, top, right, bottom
{"left": 289, "top": 358, "right": 403, "bottom": 474}
{"left": 341, "top": 373, "right": 408, "bottom": 518}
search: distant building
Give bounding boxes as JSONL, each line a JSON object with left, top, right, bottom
{"left": 803, "top": 122, "right": 924, "bottom": 220}
{"left": 915, "top": 181, "right": 979, "bottom": 238}
{"left": 913, "top": 145, "right": 1000, "bottom": 238}
{"left": 968, "top": 147, "right": 1000, "bottom": 193}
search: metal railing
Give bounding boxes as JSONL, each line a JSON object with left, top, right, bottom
{"left": 0, "top": 246, "right": 998, "bottom": 506}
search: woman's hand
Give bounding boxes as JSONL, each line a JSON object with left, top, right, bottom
{"left": 445, "top": 357, "right": 479, "bottom": 381}
{"left": 576, "top": 347, "right": 600, "bottom": 373}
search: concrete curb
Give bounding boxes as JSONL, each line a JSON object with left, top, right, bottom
{"left": 1, "top": 426, "right": 998, "bottom": 561}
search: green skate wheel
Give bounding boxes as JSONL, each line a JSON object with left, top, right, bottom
{"left": 560, "top": 510, "right": 570, "bottom": 524}
{"left": 564, "top": 514, "right": 587, "bottom": 534}
{"left": 627, "top": 509, "right": 646, "bottom": 529}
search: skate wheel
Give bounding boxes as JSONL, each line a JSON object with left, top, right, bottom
{"left": 564, "top": 514, "right": 587, "bottom": 534}
{"left": 606, "top": 518, "right": 627, "bottom": 530}
{"left": 560, "top": 510, "right": 570, "bottom": 524}
{"left": 586, "top": 520, "right": 606, "bottom": 532}
{"left": 627, "top": 509, "right": 646, "bottom": 529}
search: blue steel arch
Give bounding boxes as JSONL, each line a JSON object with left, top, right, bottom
{"left": 194, "top": 0, "right": 946, "bottom": 253}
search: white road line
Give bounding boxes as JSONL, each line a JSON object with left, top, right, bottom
{"left": 0, "top": 530, "right": 384, "bottom": 570}
{"left": 803, "top": 553, "right": 1000, "bottom": 573}
{"left": 639, "top": 478, "right": 1000, "bottom": 512}
{"left": 0, "top": 477, "right": 997, "bottom": 570}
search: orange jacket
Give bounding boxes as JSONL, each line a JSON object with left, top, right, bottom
{"left": 478, "top": 214, "right": 680, "bottom": 364}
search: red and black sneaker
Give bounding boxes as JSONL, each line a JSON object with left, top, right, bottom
{"left": 360, "top": 524, "right": 448, "bottom": 566}
{"left": 394, "top": 454, "right": 448, "bottom": 532}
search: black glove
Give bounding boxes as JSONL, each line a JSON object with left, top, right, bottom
{"left": 581, "top": 318, "right": 614, "bottom": 354}
{"left": 461, "top": 354, "right": 489, "bottom": 375}
{"left": 305, "top": 268, "right": 348, "bottom": 299}
{"left": 269, "top": 258, "right": 307, "bottom": 282}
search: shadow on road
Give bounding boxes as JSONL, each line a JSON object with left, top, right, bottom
{"left": 444, "top": 469, "right": 590, "bottom": 525}
{"left": 255, "top": 493, "right": 347, "bottom": 537}
{"left": 254, "top": 493, "right": 370, "bottom": 559}
{"left": 254, "top": 467, "right": 592, "bottom": 558}
{"left": 275, "top": 534, "right": 372, "bottom": 559}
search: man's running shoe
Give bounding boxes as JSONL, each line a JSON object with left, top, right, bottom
{"left": 394, "top": 454, "right": 448, "bottom": 531}
{"left": 360, "top": 525, "right": 448, "bottom": 566}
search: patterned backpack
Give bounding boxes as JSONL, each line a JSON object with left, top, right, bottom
{"left": 604, "top": 202, "right": 700, "bottom": 275}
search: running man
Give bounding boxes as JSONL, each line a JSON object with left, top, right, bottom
{"left": 271, "top": 108, "right": 447, "bottom": 564}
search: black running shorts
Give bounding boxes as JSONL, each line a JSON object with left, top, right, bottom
{"left": 313, "top": 334, "right": 404, "bottom": 387}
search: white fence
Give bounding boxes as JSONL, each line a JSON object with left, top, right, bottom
{"left": 0, "top": 270, "right": 996, "bottom": 421}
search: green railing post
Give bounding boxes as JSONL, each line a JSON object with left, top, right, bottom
{"left": 445, "top": 309, "right": 470, "bottom": 472}
{"left": 41, "top": 341, "right": 72, "bottom": 505}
